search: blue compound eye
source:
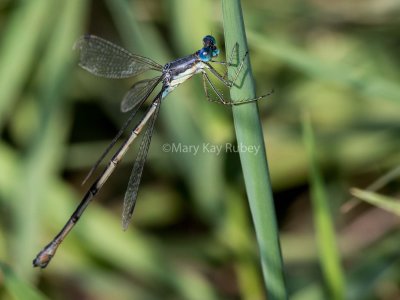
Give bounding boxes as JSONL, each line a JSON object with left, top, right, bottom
{"left": 203, "top": 35, "right": 217, "bottom": 47}
{"left": 211, "top": 47, "right": 219, "bottom": 57}
{"left": 198, "top": 47, "right": 212, "bottom": 62}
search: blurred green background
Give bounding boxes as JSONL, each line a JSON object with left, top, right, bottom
{"left": 1, "top": 0, "right": 400, "bottom": 299}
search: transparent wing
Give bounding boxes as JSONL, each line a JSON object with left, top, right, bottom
{"left": 121, "top": 76, "right": 162, "bottom": 113}
{"left": 122, "top": 98, "right": 161, "bottom": 230}
{"left": 74, "top": 35, "right": 163, "bottom": 78}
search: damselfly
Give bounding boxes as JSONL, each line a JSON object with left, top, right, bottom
{"left": 33, "top": 35, "right": 272, "bottom": 268}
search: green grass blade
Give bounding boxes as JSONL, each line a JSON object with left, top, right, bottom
{"left": 351, "top": 188, "right": 400, "bottom": 216}
{"left": 0, "top": 0, "right": 59, "bottom": 130}
{"left": 221, "top": 1, "right": 287, "bottom": 299}
{"left": 218, "top": 188, "right": 265, "bottom": 300}
{"left": 302, "top": 113, "right": 345, "bottom": 300}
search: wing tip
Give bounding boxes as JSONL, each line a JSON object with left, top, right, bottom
{"left": 121, "top": 215, "right": 132, "bottom": 231}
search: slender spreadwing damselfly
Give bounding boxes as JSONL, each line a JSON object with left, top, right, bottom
{"left": 33, "top": 35, "right": 273, "bottom": 268}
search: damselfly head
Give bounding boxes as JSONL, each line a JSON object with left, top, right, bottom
{"left": 199, "top": 35, "right": 219, "bottom": 61}
{"left": 198, "top": 46, "right": 219, "bottom": 62}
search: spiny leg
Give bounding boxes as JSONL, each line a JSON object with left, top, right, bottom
{"left": 208, "top": 42, "right": 251, "bottom": 87}
{"left": 209, "top": 43, "right": 238, "bottom": 67}
{"left": 205, "top": 42, "right": 274, "bottom": 105}
{"left": 202, "top": 72, "right": 225, "bottom": 105}
{"left": 202, "top": 72, "right": 274, "bottom": 106}
{"left": 202, "top": 72, "right": 230, "bottom": 105}
{"left": 210, "top": 42, "right": 239, "bottom": 80}
{"left": 206, "top": 51, "right": 248, "bottom": 89}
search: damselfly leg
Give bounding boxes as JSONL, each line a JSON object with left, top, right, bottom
{"left": 203, "top": 43, "right": 273, "bottom": 105}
